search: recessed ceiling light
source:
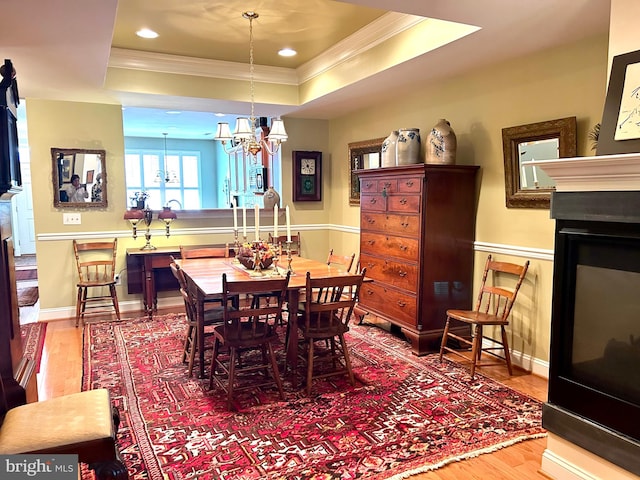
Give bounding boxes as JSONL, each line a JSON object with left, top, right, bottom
{"left": 214, "top": 113, "right": 226, "bottom": 117}
{"left": 136, "top": 28, "right": 159, "bottom": 39}
{"left": 165, "top": 111, "right": 181, "bottom": 115}
{"left": 278, "top": 48, "right": 297, "bottom": 57}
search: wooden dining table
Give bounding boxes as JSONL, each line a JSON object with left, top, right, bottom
{"left": 176, "top": 255, "right": 362, "bottom": 379}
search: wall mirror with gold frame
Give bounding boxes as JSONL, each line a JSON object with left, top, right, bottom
{"left": 52, "top": 148, "right": 107, "bottom": 208}
{"left": 348, "top": 138, "right": 384, "bottom": 205}
{"left": 502, "top": 116, "right": 577, "bottom": 208}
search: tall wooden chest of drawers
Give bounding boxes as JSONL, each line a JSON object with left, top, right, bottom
{"left": 357, "top": 164, "right": 479, "bottom": 355}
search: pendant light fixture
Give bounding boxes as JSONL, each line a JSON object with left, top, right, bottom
{"left": 155, "top": 132, "right": 178, "bottom": 183}
{"left": 214, "top": 12, "right": 288, "bottom": 157}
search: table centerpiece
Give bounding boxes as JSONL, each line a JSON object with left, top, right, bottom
{"left": 236, "top": 241, "right": 275, "bottom": 270}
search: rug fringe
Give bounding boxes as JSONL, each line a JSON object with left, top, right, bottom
{"left": 385, "top": 432, "right": 548, "bottom": 480}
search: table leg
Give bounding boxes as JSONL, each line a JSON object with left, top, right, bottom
{"left": 143, "top": 257, "right": 155, "bottom": 319}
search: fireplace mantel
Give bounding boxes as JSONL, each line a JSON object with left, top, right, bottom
{"left": 536, "top": 152, "right": 640, "bottom": 192}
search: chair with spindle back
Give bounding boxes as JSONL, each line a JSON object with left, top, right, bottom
{"left": 73, "top": 239, "right": 120, "bottom": 327}
{"left": 439, "top": 254, "right": 530, "bottom": 379}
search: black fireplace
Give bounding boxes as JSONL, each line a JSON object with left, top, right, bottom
{"left": 543, "top": 190, "right": 640, "bottom": 475}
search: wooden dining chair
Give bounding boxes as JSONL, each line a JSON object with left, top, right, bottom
{"left": 209, "top": 272, "right": 290, "bottom": 410}
{"left": 327, "top": 249, "right": 356, "bottom": 272}
{"left": 170, "top": 259, "right": 227, "bottom": 376}
{"left": 439, "top": 254, "right": 530, "bottom": 379}
{"left": 268, "top": 232, "right": 301, "bottom": 256}
{"left": 295, "top": 270, "right": 366, "bottom": 395}
{"left": 73, "top": 239, "right": 120, "bottom": 327}
{"left": 179, "top": 244, "right": 230, "bottom": 259}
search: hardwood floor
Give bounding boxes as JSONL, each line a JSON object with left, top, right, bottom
{"left": 36, "top": 310, "right": 550, "bottom": 480}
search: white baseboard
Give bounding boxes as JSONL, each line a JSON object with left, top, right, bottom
{"left": 38, "top": 297, "right": 183, "bottom": 322}
{"left": 541, "top": 449, "right": 599, "bottom": 480}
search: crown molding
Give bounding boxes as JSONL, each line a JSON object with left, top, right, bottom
{"left": 109, "top": 12, "right": 423, "bottom": 88}
{"left": 109, "top": 48, "right": 298, "bottom": 85}
{"left": 296, "top": 12, "right": 425, "bottom": 83}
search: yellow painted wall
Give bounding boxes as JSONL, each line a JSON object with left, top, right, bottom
{"left": 26, "top": 101, "right": 330, "bottom": 313}
{"left": 26, "top": 34, "right": 608, "bottom": 368}
{"left": 327, "top": 33, "right": 609, "bottom": 365}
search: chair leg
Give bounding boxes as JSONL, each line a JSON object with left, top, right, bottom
{"left": 476, "top": 325, "right": 484, "bottom": 361}
{"left": 439, "top": 317, "right": 451, "bottom": 362}
{"left": 306, "top": 340, "right": 315, "bottom": 396}
{"left": 75, "top": 286, "right": 84, "bottom": 327}
{"left": 182, "top": 324, "right": 194, "bottom": 363}
{"left": 470, "top": 324, "right": 482, "bottom": 379}
{"left": 501, "top": 325, "right": 514, "bottom": 375}
{"left": 267, "top": 342, "right": 285, "bottom": 400}
{"left": 338, "top": 334, "right": 355, "bottom": 386}
{"left": 209, "top": 338, "right": 220, "bottom": 390}
{"left": 187, "top": 328, "right": 198, "bottom": 377}
{"left": 227, "top": 347, "right": 237, "bottom": 410}
{"left": 110, "top": 284, "right": 121, "bottom": 320}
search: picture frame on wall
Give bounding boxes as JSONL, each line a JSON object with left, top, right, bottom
{"left": 597, "top": 49, "right": 640, "bottom": 155}
{"left": 293, "top": 151, "right": 322, "bottom": 202}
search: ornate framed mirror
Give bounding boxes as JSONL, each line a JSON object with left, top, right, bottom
{"left": 502, "top": 116, "right": 577, "bottom": 208}
{"left": 52, "top": 148, "right": 107, "bottom": 208}
{"left": 348, "top": 138, "right": 384, "bottom": 205}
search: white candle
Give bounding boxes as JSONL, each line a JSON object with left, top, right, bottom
{"left": 520, "top": 165, "right": 528, "bottom": 188}
{"left": 273, "top": 205, "right": 278, "bottom": 239}
{"left": 531, "top": 158, "right": 538, "bottom": 184}
{"left": 286, "top": 205, "right": 291, "bottom": 242}
{"left": 242, "top": 205, "right": 247, "bottom": 238}
{"left": 232, "top": 198, "right": 238, "bottom": 230}
{"left": 254, "top": 204, "right": 260, "bottom": 241}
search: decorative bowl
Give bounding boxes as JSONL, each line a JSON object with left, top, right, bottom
{"left": 237, "top": 255, "right": 273, "bottom": 270}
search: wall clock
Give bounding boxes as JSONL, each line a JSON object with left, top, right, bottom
{"left": 293, "top": 151, "right": 322, "bottom": 201}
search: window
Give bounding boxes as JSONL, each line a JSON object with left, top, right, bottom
{"left": 125, "top": 149, "right": 201, "bottom": 209}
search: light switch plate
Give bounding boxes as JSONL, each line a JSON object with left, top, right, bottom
{"left": 63, "top": 213, "right": 81, "bottom": 225}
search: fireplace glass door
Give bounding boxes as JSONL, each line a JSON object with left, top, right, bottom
{"left": 549, "top": 223, "right": 640, "bottom": 442}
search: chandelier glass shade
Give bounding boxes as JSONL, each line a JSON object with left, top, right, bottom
{"left": 214, "top": 12, "right": 288, "bottom": 157}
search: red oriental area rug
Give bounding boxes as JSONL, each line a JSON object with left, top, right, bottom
{"left": 20, "top": 322, "right": 47, "bottom": 373}
{"left": 82, "top": 314, "right": 545, "bottom": 480}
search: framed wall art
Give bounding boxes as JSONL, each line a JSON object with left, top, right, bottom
{"left": 293, "top": 151, "right": 322, "bottom": 201}
{"left": 597, "top": 49, "right": 640, "bottom": 155}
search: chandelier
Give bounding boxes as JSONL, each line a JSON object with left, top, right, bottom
{"left": 155, "top": 132, "right": 178, "bottom": 183}
{"left": 214, "top": 12, "right": 288, "bottom": 157}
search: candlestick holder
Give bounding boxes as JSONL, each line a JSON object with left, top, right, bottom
{"left": 271, "top": 242, "right": 281, "bottom": 276}
{"left": 232, "top": 229, "right": 240, "bottom": 263}
{"left": 285, "top": 241, "right": 294, "bottom": 273}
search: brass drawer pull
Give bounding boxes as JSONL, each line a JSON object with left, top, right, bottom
{"left": 399, "top": 245, "right": 408, "bottom": 251}
{"left": 401, "top": 222, "right": 409, "bottom": 228}
{"left": 367, "top": 218, "right": 375, "bottom": 224}
{"left": 367, "top": 240, "right": 375, "bottom": 245}
{"left": 365, "top": 181, "right": 373, "bottom": 189}
{"left": 397, "top": 300, "right": 406, "bottom": 307}
{"left": 399, "top": 197, "right": 407, "bottom": 205}
{"left": 405, "top": 180, "right": 414, "bottom": 187}
{"left": 369, "top": 198, "right": 377, "bottom": 204}
{"left": 366, "top": 262, "right": 375, "bottom": 269}
{"left": 383, "top": 182, "right": 392, "bottom": 189}
{"left": 365, "top": 289, "right": 374, "bottom": 295}
{"left": 398, "top": 271, "right": 407, "bottom": 278}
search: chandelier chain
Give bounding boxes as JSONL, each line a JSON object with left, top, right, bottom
{"left": 249, "top": 14, "right": 255, "bottom": 124}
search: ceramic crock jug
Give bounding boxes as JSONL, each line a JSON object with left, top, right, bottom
{"left": 381, "top": 130, "right": 399, "bottom": 167}
{"left": 396, "top": 128, "right": 421, "bottom": 165}
{"left": 263, "top": 186, "right": 281, "bottom": 209}
{"left": 426, "top": 119, "right": 457, "bottom": 165}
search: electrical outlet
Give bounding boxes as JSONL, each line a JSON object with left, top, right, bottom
{"left": 114, "top": 274, "right": 121, "bottom": 286}
{"left": 63, "top": 213, "right": 81, "bottom": 225}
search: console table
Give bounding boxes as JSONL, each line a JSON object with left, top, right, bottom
{"left": 126, "top": 247, "right": 181, "bottom": 318}
{"left": 126, "top": 244, "right": 237, "bottom": 318}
